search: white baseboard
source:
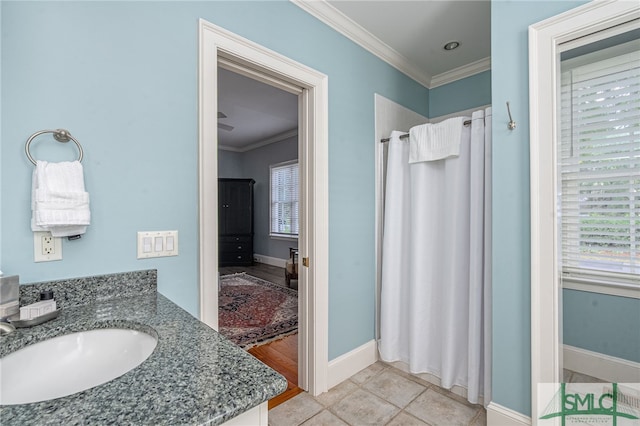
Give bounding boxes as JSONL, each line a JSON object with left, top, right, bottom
{"left": 564, "top": 344, "right": 640, "bottom": 383}
{"left": 253, "top": 253, "right": 287, "bottom": 268}
{"left": 486, "top": 402, "right": 531, "bottom": 426}
{"left": 327, "top": 340, "right": 378, "bottom": 389}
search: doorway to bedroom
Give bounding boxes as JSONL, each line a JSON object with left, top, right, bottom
{"left": 198, "top": 18, "right": 329, "bottom": 400}
{"left": 216, "top": 65, "right": 303, "bottom": 407}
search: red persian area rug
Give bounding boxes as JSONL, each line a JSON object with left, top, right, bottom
{"left": 219, "top": 273, "right": 298, "bottom": 348}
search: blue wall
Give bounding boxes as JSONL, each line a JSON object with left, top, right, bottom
{"left": 564, "top": 289, "right": 640, "bottom": 363}
{"left": 429, "top": 70, "right": 492, "bottom": 118}
{"left": 491, "top": 0, "right": 590, "bottom": 417}
{"left": 0, "top": 1, "right": 429, "bottom": 361}
{"left": 218, "top": 150, "right": 245, "bottom": 179}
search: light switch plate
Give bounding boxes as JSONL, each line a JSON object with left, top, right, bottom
{"left": 137, "top": 231, "right": 178, "bottom": 259}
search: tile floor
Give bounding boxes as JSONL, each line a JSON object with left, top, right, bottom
{"left": 563, "top": 369, "right": 605, "bottom": 383}
{"left": 269, "top": 361, "right": 486, "bottom": 426}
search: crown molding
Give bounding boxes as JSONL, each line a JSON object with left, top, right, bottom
{"left": 429, "top": 57, "right": 491, "bottom": 88}
{"left": 219, "top": 128, "right": 298, "bottom": 153}
{"left": 291, "top": 0, "right": 432, "bottom": 88}
{"left": 218, "top": 144, "right": 243, "bottom": 153}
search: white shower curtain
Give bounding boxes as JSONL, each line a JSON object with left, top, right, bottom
{"left": 379, "top": 107, "right": 492, "bottom": 405}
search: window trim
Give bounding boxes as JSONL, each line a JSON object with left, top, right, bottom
{"left": 528, "top": 1, "right": 640, "bottom": 410}
{"left": 562, "top": 277, "right": 640, "bottom": 299}
{"left": 269, "top": 159, "right": 299, "bottom": 238}
{"left": 270, "top": 233, "right": 299, "bottom": 241}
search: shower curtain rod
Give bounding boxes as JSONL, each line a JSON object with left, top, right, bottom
{"left": 379, "top": 119, "right": 472, "bottom": 143}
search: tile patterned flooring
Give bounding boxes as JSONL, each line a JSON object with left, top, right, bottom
{"left": 269, "top": 361, "right": 486, "bottom": 426}
{"left": 563, "top": 369, "right": 604, "bottom": 383}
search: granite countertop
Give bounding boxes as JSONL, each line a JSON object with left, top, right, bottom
{"left": 0, "top": 270, "right": 288, "bottom": 425}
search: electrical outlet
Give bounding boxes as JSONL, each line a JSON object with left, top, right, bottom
{"left": 34, "top": 231, "right": 62, "bottom": 262}
{"left": 42, "top": 235, "right": 54, "bottom": 254}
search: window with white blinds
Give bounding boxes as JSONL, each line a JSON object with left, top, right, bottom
{"left": 559, "top": 40, "right": 640, "bottom": 286}
{"left": 270, "top": 161, "right": 299, "bottom": 237}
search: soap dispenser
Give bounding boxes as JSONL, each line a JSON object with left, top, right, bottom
{"left": 20, "top": 290, "right": 57, "bottom": 320}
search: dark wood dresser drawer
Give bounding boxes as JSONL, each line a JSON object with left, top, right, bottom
{"left": 220, "top": 252, "right": 253, "bottom": 265}
{"left": 219, "top": 235, "right": 252, "bottom": 243}
{"left": 220, "top": 241, "right": 250, "bottom": 253}
{"left": 219, "top": 234, "right": 253, "bottom": 266}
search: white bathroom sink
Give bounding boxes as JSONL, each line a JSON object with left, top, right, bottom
{"left": 0, "top": 328, "right": 157, "bottom": 405}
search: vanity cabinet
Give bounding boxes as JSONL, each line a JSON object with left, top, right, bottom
{"left": 219, "top": 178, "right": 254, "bottom": 266}
{"left": 222, "top": 403, "right": 267, "bottom": 425}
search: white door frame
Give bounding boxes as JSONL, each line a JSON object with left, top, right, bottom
{"left": 198, "top": 19, "right": 329, "bottom": 395}
{"left": 529, "top": 1, "right": 639, "bottom": 421}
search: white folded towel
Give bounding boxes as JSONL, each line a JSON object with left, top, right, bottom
{"left": 409, "top": 116, "right": 464, "bottom": 163}
{"left": 31, "top": 160, "right": 90, "bottom": 237}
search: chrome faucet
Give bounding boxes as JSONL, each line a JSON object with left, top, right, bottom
{"left": 0, "top": 273, "right": 19, "bottom": 334}
{"left": 0, "top": 318, "right": 16, "bottom": 335}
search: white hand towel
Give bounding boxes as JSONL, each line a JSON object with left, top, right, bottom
{"left": 409, "top": 116, "right": 464, "bottom": 163}
{"left": 31, "top": 160, "right": 90, "bottom": 237}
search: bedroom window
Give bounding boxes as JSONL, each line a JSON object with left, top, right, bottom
{"left": 559, "top": 38, "right": 640, "bottom": 291}
{"left": 270, "top": 160, "right": 299, "bottom": 238}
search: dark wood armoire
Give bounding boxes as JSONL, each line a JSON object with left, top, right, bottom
{"left": 218, "top": 178, "right": 255, "bottom": 266}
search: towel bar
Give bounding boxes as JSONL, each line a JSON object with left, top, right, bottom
{"left": 25, "top": 129, "right": 84, "bottom": 165}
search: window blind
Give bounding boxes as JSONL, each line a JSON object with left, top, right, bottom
{"left": 559, "top": 42, "right": 640, "bottom": 284}
{"left": 270, "top": 161, "right": 299, "bottom": 237}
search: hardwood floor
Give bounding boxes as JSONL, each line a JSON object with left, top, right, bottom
{"left": 219, "top": 262, "right": 301, "bottom": 408}
{"left": 248, "top": 333, "right": 303, "bottom": 409}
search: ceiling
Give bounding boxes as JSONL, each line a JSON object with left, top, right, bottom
{"left": 326, "top": 0, "right": 491, "bottom": 84}
{"left": 218, "top": 0, "right": 491, "bottom": 150}
{"left": 217, "top": 68, "right": 298, "bottom": 151}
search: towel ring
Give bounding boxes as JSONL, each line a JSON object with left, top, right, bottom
{"left": 25, "top": 129, "right": 84, "bottom": 166}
